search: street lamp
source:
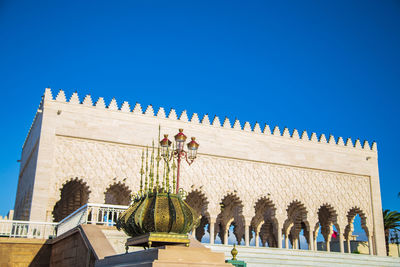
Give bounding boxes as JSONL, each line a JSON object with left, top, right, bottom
{"left": 160, "top": 129, "right": 199, "bottom": 194}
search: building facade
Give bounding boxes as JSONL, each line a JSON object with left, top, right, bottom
{"left": 14, "top": 88, "right": 386, "bottom": 255}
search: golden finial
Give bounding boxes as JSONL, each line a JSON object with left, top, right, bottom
{"left": 149, "top": 140, "right": 155, "bottom": 192}
{"left": 140, "top": 150, "right": 144, "bottom": 196}
{"left": 163, "top": 157, "right": 167, "bottom": 193}
{"left": 231, "top": 244, "right": 238, "bottom": 261}
{"left": 166, "top": 160, "right": 170, "bottom": 193}
{"left": 156, "top": 126, "right": 161, "bottom": 191}
{"left": 172, "top": 143, "right": 177, "bottom": 192}
{"left": 145, "top": 146, "right": 149, "bottom": 193}
{"left": 165, "top": 143, "right": 170, "bottom": 192}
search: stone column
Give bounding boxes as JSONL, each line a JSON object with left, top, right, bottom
{"left": 209, "top": 218, "right": 216, "bottom": 244}
{"left": 326, "top": 225, "right": 333, "bottom": 252}
{"left": 277, "top": 227, "right": 283, "bottom": 249}
{"left": 285, "top": 234, "right": 289, "bottom": 249}
{"left": 255, "top": 230, "right": 260, "bottom": 247}
{"left": 308, "top": 230, "right": 313, "bottom": 251}
{"left": 346, "top": 238, "right": 351, "bottom": 253}
{"left": 339, "top": 233, "right": 344, "bottom": 253}
{"left": 224, "top": 228, "right": 229, "bottom": 245}
{"left": 368, "top": 235, "right": 373, "bottom": 255}
{"left": 245, "top": 223, "right": 250, "bottom": 246}
{"left": 314, "top": 237, "right": 317, "bottom": 251}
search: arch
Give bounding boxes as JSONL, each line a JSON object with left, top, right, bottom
{"left": 53, "top": 177, "right": 92, "bottom": 202}
{"left": 185, "top": 189, "right": 209, "bottom": 218}
{"left": 104, "top": 182, "right": 132, "bottom": 205}
{"left": 251, "top": 197, "right": 278, "bottom": 247}
{"left": 52, "top": 178, "right": 90, "bottom": 222}
{"left": 185, "top": 189, "right": 210, "bottom": 242}
{"left": 314, "top": 203, "right": 338, "bottom": 251}
{"left": 345, "top": 207, "right": 368, "bottom": 237}
{"left": 344, "top": 207, "right": 371, "bottom": 254}
{"left": 283, "top": 200, "right": 310, "bottom": 250}
{"left": 216, "top": 193, "right": 245, "bottom": 245}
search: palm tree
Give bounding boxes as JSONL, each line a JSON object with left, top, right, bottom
{"left": 383, "top": 209, "right": 400, "bottom": 255}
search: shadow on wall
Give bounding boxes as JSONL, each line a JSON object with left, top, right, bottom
{"left": 29, "top": 243, "right": 52, "bottom": 267}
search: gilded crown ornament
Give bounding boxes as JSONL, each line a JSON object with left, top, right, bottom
{"left": 117, "top": 127, "right": 200, "bottom": 248}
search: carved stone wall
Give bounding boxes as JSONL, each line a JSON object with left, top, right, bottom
{"left": 13, "top": 88, "right": 385, "bottom": 255}
{"left": 52, "top": 135, "right": 373, "bottom": 234}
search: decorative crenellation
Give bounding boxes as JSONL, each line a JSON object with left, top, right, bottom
{"left": 21, "top": 91, "right": 47, "bottom": 150}
{"left": 36, "top": 88, "right": 377, "bottom": 151}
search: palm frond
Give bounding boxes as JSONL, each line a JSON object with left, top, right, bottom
{"left": 383, "top": 209, "right": 400, "bottom": 231}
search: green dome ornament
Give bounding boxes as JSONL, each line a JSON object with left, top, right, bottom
{"left": 117, "top": 128, "right": 200, "bottom": 248}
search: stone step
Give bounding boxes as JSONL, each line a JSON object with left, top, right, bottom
{"left": 207, "top": 245, "right": 400, "bottom": 267}
{"left": 95, "top": 228, "right": 400, "bottom": 267}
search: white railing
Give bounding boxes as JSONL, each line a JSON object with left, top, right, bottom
{"left": 87, "top": 203, "right": 128, "bottom": 225}
{"left": 0, "top": 203, "right": 129, "bottom": 239}
{"left": 0, "top": 220, "right": 57, "bottom": 239}
{"left": 57, "top": 203, "right": 128, "bottom": 236}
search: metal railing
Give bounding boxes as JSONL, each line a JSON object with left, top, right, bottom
{"left": 0, "top": 203, "right": 128, "bottom": 239}
{"left": 0, "top": 220, "right": 57, "bottom": 239}
{"left": 57, "top": 203, "right": 128, "bottom": 236}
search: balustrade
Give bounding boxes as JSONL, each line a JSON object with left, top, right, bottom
{"left": 0, "top": 203, "right": 128, "bottom": 238}
{"left": 0, "top": 219, "right": 57, "bottom": 239}
{"left": 57, "top": 203, "right": 128, "bottom": 235}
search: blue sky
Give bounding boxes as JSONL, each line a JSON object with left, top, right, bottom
{"left": 0, "top": 0, "right": 399, "bottom": 234}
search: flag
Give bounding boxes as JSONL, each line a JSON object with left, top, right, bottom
{"left": 332, "top": 230, "right": 338, "bottom": 238}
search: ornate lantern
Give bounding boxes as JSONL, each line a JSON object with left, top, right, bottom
{"left": 174, "top": 129, "right": 187, "bottom": 152}
{"left": 159, "top": 134, "right": 172, "bottom": 158}
{"left": 187, "top": 137, "right": 199, "bottom": 160}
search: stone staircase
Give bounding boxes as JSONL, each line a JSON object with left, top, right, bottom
{"left": 206, "top": 244, "right": 400, "bottom": 267}
{"left": 90, "top": 227, "right": 400, "bottom": 267}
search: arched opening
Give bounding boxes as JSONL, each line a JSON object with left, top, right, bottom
{"left": 104, "top": 182, "right": 131, "bottom": 205}
{"left": 232, "top": 220, "right": 245, "bottom": 245}
{"left": 283, "top": 200, "right": 310, "bottom": 250}
{"left": 52, "top": 178, "right": 90, "bottom": 222}
{"left": 251, "top": 197, "right": 278, "bottom": 247}
{"left": 216, "top": 193, "right": 245, "bottom": 245}
{"left": 185, "top": 190, "right": 210, "bottom": 243}
{"left": 195, "top": 216, "right": 210, "bottom": 243}
{"left": 314, "top": 204, "right": 338, "bottom": 252}
{"left": 344, "top": 207, "right": 371, "bottom": 254}
{"left": 249, "top": 228, "right": 256, "bottom": 246}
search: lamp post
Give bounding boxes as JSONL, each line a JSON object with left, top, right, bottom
{"left": 160, "top": 129, "right": 199, "bottom": 194}
{"left": 390, "top": 230, "right": 400, "bottom": 257}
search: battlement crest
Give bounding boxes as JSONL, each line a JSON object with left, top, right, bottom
{"left": 35, "top": 88, "right": 377, "bottom": 152}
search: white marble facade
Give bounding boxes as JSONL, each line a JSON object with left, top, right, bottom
{"left": 13, "top": 88, "right": 386, "bottom": 255}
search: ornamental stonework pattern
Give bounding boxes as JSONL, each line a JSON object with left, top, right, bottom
{"left": 53, "top": 136, "right": 373, "bottom": 229}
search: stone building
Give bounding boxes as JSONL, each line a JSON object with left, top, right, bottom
{"left": 13, "top": 88, "right": 386, "bottom": 256}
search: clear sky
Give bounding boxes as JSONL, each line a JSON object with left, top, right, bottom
{"left": 0, "top": 0, "right": 399, "bottom": 225}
